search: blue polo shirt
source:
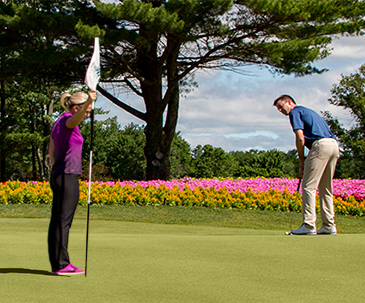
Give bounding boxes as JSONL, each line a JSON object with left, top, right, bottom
{"left": 289, "top": 106, "right": 336, "bottom": 149}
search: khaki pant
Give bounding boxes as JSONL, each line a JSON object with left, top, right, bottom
{"left": 302, "top": 138, "right": 340, "bottom": 228}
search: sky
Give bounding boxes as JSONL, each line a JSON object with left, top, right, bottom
{"left": 96, "top": 34, "right": 365, "bottom": 154}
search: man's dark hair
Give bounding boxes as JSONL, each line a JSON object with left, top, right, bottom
{"left": 273, "top": 94, "right": 296, "bottom": 106}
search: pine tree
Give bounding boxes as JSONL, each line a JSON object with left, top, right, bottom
{"left": 78, "top": 0, "right": 365, "bottom": 180}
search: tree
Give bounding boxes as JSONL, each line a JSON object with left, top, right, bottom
{"left": 191, "top": 144, "right": 239, "bottom": 178}
{"left": 80, "top": 119, "right": 195, "bottom": 181}
{"left": 80, "top": 116, "right": 121, "bottom": 181}
{"left": 323, "top": 64, "right": 365, "bottom": 178}
{"left": 170, "top": 132, "right": 193, "bottom": 179}
{"left": 105, "top": 123, "right": 147, "bottom": 180}
{"left": 0, "top": 0, "right": 94, "bottom": 181}
{"left": 1, "top": 81, "right": 70, "bottom": 181}
{"left": 283, "top": 149, "right": 299, "bottom": 178}
{"left": 2, "top": 1, "right": 365, "bottom": 180}
{"left": 75, "top": 0, "right": 365, "bottom": 180}
{"left": 230, "top": 149, "right": 298, "bottom": 178}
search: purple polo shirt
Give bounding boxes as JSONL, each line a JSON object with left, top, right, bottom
{"left": 51, "top": 112, "right": 83, "bottom": 175}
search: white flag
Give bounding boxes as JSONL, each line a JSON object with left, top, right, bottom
{"left": 85, "top": 37, "right": 100, "bottom": 90}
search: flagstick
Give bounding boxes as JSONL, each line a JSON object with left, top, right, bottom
{"left": 84, "top": 36, "right": 100, "bottom": 277}
{"left": 85, "top": 105, "right": 94, "bottom": 277}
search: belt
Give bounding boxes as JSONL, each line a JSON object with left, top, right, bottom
{"left": 312, "top": 138, "right": 337, "bottom": 147}
{"left": 317, "top": 138, "right": 335, "bottom": 142}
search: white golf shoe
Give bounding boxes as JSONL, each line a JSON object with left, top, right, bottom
{"left": 290, "top": 224, "right": 316, "bottom": 235}
{"left": 317, "top": 226, "right": 337, "bottom": 235}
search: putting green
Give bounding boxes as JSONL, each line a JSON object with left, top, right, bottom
{"left": 1, "top": 218, "right": 364, "bottom": 303}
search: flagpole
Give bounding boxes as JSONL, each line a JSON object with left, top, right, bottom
{"left": 84, "top": 37, "right": 100, "bottom": 277}
{"left": 85, "top": 101, "right": 94, "bottom": 277}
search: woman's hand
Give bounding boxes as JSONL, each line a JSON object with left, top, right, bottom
{"left": 66, "top": 90, "right": 97, "bottom": 128}
{"left": 88, "top": 90, "right": 97, "bottom": 103}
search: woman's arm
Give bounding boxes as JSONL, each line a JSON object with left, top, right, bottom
{"left": 49, "top": 137, "right": 55, "bottom": 166}
{"left": 66, "top": 90, "right": 97, "bottom": 129}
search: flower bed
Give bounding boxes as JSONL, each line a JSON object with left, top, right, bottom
{"left": 1, "top": 178, "right": 365, "bottom": 216}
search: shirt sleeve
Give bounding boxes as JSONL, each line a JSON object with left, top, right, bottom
{"left": 289, "top": 109, "right": 304, "bottom": 131}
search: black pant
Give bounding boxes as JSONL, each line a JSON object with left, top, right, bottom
{"left": 48, "top": 174, "right": 80, "bottom": 270}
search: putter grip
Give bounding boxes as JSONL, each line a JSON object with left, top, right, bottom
{"left": 297, "top": 178, "right": 302, "bottom": 192}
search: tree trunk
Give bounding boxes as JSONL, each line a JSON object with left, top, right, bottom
{"left": 43, "top": 141, "right": 50, "bottom": 181}
{"left": 0, "top": 80, "right": 6, "bottom": 182}
{"left": 143, "top": 83, "right": 180, "bottom": 180}
{"left": 37, "top": 147, "right": 45, "bottom": 181}
{"left": 31, "top": 144, "right": 37, "bottom": 180}
{"left": 142, "top": 79, "right": 168, "bottom": 180}
{"left": 44, "top": 90, "right": 54, "bottom": 181}
{"left": 137, "top": 26, "right": 182, "bottom": 180}
{"left": 144, "top": 122, "right": 170, "bottom": 180}
{"left": 30, "top": 107, "right": 37, "bottom": 180}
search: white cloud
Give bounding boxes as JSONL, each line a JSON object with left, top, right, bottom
{"left": 97, "top": 35, "right": 365, "bottom": 153}
{"left": 330, "top": 36, "right": 365, "bottom": 59}
{"left": 176, "top": 35, "right": 365, "bottom": 152}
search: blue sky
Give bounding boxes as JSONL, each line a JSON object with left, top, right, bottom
{"left": 97, "top": 34, "right": 365, "bottom": 153}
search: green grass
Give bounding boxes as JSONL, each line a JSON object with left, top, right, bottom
{"left": 1, "top": 217, "right": 365, "bottom": 303}
{"left": 1, "top": 205, "right": 365, "bottom": 302}
{"left": 1, "top": 204, "right": 365, "bottom": 233}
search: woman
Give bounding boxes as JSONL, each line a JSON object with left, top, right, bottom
{"left": 48, "top": 90, "right": 96, "bottom": 275}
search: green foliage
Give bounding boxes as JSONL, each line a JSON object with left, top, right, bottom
{"left": 0, "top": 0, "right": 99, "bottom": 181}
{"left": 80, "top": 119, "right": 146, "bottom": 181}
{"left": 75, "top": 20, "right": 105, "bottom": 41}
{"left": 323, "top": 64, "right": 365, "bottom": 178}
{"left": 80, "top": 121, "right": 193, "bottom": 181}
{"left": 89, "top": 0, "right": 365, "bottom": 79}
{"left": 230, "top": 149, "right": 298, "bottom": 178}
{"left": 95, "top": 0, "right": 185, "bottom": 33}
{"left": 1, "top": 0, "right": 365, "bottom": 180}
{"left": 190, "top": 145, "right": 239, "bottom": 178}
{"left": 105, "top": 123, "right": 147, "bottom": 181}
{"left": 1, "top": 81, "right": 67, "bottom": 181}
{"left": 170, "top": 132, "right": 194, "bottom": 179}
{"left": 79, "top": 119, "right": 299, "bottom": 181}
{"left": 82, "top": 0, "right": 365, "bottom": 179}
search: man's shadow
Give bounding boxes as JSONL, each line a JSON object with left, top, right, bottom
{"left": 0, "top": 268, "right": 56, "bottom": 276}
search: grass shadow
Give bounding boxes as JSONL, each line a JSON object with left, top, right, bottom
{"left": 0, "top": 268, "right": 56, "bottom": 276}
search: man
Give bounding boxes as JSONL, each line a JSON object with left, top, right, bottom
{"left": 273, "top": 95, "right": 339, "bottom": 235}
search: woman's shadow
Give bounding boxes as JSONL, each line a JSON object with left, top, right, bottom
{"left": 0, "top": 268, "right": 56, "bottom": 276}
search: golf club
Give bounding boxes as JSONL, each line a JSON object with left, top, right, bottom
{"left": 285, "top": 178, "right": 302, "bottom": 235}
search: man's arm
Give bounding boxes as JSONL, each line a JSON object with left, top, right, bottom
{"left": 294, "top": 129, "right": 305, "bottom": 178}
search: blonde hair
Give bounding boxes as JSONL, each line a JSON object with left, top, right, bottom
{"left": 60, "top": 92, "right": 88, "bottom": 112}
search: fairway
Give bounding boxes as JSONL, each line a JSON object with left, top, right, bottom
{"left": 1, "top": 218, "right": 365, "bottom": 303}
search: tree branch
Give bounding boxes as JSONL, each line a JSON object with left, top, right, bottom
{"left": 97, "top": 84, "right": 147, "bottom": 122}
